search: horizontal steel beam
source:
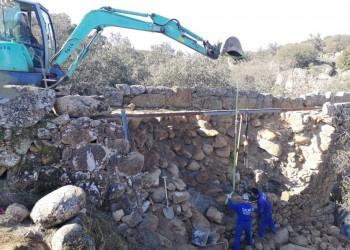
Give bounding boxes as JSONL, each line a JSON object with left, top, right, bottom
{"left": 94, "top": 107, "right": 321, "bottom": 120}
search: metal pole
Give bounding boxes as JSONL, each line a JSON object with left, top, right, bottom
{"left": 121, "top": 109, "right": 130, "bottom": 142}
{"left": 101, "top": 107, "right": 320, "bottom": 119}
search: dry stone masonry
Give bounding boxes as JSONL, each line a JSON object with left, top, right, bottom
{"left": 0, "top": 85, "right": 349, "bottom": 249}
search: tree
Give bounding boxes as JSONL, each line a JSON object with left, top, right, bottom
{"left": 267, "top": 43, "right": 279, "bottom": 56}
{"left": 69, "top": 32, "right": 149, "bottom": 87}
{"left": 50, "top": 13, "right": 76, "bottom": 48}
{"left": 323, "top": 35, "right": 350, "bottom": 54}
{"left": 308, "top": 33, "right": 324, "bottom": 55}
{"left": 276, "top": 42, "right": 318, "bottom": 69}
{"left": 0, "top": 0, "right": 15, "bottom": 7}
{"left": 336, "top": 47, "right": 350, "bottom": 73}
{"left": 147, "top": 51, "right": 232, "bottom": 87}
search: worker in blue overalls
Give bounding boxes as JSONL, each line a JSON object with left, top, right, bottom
{"left": 251, "top": 187, "right": 277, "bottom": 239}
{"left": 225, "top": 193, "right": 254, "bottom": 250}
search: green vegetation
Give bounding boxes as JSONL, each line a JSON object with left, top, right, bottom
{"left": 276, "top": 42, "right": 318, "bottom": 69}
{"left": 81, "top": 208, "right": 127, "bottom": 250}
{"left": 323, "top": 35, "right": 350, "bottom": 54}
{"left": 330, "top": 108, "right": 350, "bottom": 211}
{"left": 336, "top": 47, "right": 350, "bottom": 73}
{"left": 0, "top": 130, "right": 4, "bottom": 141}
{"left": 50, "top": 13, "right": 350, "bottom": 96}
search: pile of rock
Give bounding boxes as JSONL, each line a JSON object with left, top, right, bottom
{"left": 254, "top": 223, "right": 349, "bottom": 250}
{"left": 1, "top": 185, "right": 349, "bottom": 249}
{"left": 1, "top": 185, "right": 90, "bottom": 249}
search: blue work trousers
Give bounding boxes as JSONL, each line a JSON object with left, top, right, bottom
{"left": 233, "top": 222, "right": 253, "bottom": 250}
{"left": 258, "top": 214, "right": 276, "bottom": 238}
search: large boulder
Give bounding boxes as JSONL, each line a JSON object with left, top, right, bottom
{"left": 51, "top": 223, "right": 95, "bottom": 250}
{"left": 30, "top": 185, "right": 86, "bottom": 228}
{"left": 114, "top": 151, "right": 145, "bottom": 176}
{"left": 0, "top": 90, "right": 55, "bottom": 128}
{"left": 54, "top": 95, "right": 111, "bottom": 117}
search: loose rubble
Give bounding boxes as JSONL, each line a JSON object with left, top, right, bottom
{"left": 0, "top": 86, "right": 349, "bottom": 249}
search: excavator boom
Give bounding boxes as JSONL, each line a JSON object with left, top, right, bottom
{"left": 53, "top": 7, "right": 220, "bottom": 66}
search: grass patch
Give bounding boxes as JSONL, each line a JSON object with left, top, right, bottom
{"left": 82, "top": 208, "right": 127, "bottom": 250}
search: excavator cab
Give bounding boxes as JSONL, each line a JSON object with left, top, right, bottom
{"left": 0, "top": 0, "right": 62, "bottom": 93}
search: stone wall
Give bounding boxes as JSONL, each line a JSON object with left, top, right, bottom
{"left": 60, "top": 84, "right": 350, "bottom": 111}
{"left": 0, "top": 87, "right": 348, "bottom": 249}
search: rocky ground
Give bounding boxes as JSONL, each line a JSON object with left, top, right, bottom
{"left": 0, "top": 186, "right": 349, "bottom": 250}
{"left": 1, "top": 87, "right": 350, "bottom": 249}
{"left": 0, "top": 215, "right": 52, "bottom": 249}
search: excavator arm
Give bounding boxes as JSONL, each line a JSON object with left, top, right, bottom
{"left": 50, "top": 7, "right": 244, "bottom": 85}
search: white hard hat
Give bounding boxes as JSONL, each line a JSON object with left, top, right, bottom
{"left": 242, "top": 193, "right": 249, "bottom": 201}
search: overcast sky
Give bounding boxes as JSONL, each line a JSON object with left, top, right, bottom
{"left": 38, "top": 0, "right": 350, "bottom": 53}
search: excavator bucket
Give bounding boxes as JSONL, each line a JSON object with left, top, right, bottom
{"left": 219, "top": 36, "right": 245, "bottom": 61}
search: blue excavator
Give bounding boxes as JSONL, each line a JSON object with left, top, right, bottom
{"left": 0, "top": 0, "right": 244, "bottom": 98}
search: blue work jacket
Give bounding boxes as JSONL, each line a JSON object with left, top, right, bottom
{"left": 255, "top": 191, "right": 273, "bottom": 216}
{"left": 227, "top": 199, "right": 253, "bottom": 224}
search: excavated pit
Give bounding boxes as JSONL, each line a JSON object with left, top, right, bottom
{"left": 0, "top": 86, "right": 349, "bottom": 249}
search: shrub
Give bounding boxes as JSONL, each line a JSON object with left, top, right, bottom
{"left": 150, "top": 53, "right": 232, "bottom": 87}
{"left": 276, "top": 42, "right": 318, "bottom": 69}
{"left": 307, "top": 33, "right": 324, "bottom": 55}
{"left": 323, "top": 35, "right": 350, "bottom": 54}
{"left": 336, "top": 47, "right": 350, "bottom": 73}
{"left": 319, "top": 77, "right": 350, "bottom": 93}
{"left": 228, "top": 59, "right": 278, "bottom": 94}
{"left": 330, "top": 107, "right": 350, "bottom": 210}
